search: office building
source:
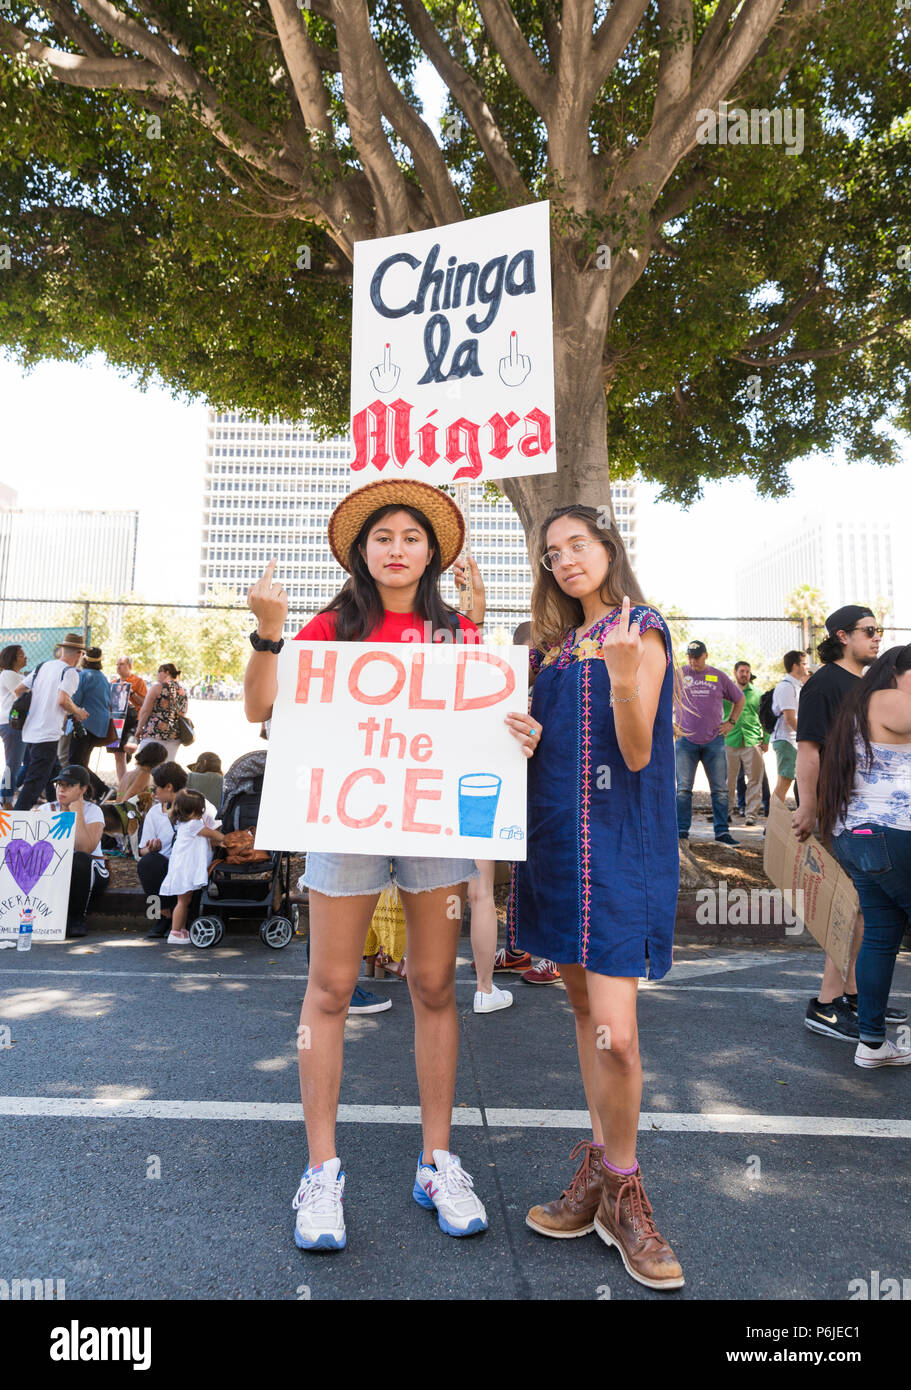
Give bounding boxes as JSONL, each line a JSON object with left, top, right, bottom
{"left": 200, "top": 411, "right": 639, "bottom": 632}
{"left": 0, "top": 506, "right": 138, "bottom": 626}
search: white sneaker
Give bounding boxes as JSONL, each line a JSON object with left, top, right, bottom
{"left": 292, "top": 1157, "right": 346, "bottom": 1249}
{"left": 473, "top": 983, "right": 514, "bottom": 1014}
{"left": 854, "top": 1039, "right": 911, "bottom": 1068}
{"left": 413, "top": 1150, "right": 488, "bottom": 1236}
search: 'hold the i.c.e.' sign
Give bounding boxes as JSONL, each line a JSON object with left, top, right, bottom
{"left": 255, "top": 642, "right": 528, "bottom": 859}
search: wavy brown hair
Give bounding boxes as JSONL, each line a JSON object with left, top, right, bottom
{"left": 530, "top": 506, "right": 647, "bottom": 652}
{"left": 817, "top": 645, "right": 911, "bottom": 841}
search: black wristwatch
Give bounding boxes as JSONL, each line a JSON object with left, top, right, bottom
{"left": 249, "top": 631, "right": 285, "bottom": 654}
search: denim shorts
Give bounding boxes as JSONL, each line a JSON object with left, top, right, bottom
{"left": 302, "top": 852, "right": 480, "bottom": 898}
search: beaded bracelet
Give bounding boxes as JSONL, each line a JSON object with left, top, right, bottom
{"left": 609, "top": 684, "right": 640, "bottom": 708}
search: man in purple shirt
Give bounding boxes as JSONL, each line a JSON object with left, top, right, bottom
{"left": 674, "top": 641, "right": 745, "bottom": 847}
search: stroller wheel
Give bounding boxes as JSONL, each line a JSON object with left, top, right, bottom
{"left": 290, "top": 903, "right": 306, "bottom": 936}
{"left": 190, "top": 916, "right": 224, "bottom": 948}
{"left": 260, "top": 916, "right": 293, "bottom": 949}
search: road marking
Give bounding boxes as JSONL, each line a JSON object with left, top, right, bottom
{"left": 1, "top": 1095, "right": 909, "bottom": 1139}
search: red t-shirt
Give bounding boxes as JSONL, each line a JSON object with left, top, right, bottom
{"left": 295, "top": 610, "right": 480, "bottom": 643}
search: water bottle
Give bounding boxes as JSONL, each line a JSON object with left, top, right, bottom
{"left": 16, "top": 907, "right": 33, "bottom": 953}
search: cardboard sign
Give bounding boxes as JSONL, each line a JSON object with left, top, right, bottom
{"left": 0, "top": 807, "right": 75, "bottom": 943}
{"left": 350, "top": 203, "right": 556, "bottom": 483}
{"left": 763, "top": 796, "right": 858, "bottom": 977}
{"left": 256, "top": 641, "right": 528, "bottom": 858}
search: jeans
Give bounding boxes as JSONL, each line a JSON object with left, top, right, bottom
{"left": 675, "top": 734, "right": 729, "bottom": 837}
{"left": 830, "top": 824, "right": 911, "bottom": 1042}
{"left": 14, "top": 740, "right": 60, "bottom": 810}
{"left": 0, "top": 722, "right": 23, "bottom": 799}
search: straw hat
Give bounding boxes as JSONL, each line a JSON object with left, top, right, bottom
{"left": 328, "top": 480, "right": 465, "bottom": 573}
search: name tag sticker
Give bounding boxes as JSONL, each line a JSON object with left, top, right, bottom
{"left": 705, "top": 674, "right": 718, "bottom": 682}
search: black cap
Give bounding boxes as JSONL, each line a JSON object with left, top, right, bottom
{"left": 686, "top": 641, "right": 707, "bottom": 656}
{"left": 825, "top": 604, "right": 874, "bottom": 637}
{"left": 54, "top": 764, "right": 92, "bottom": 789}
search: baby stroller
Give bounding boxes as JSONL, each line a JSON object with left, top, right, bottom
{"left": 188, "top": 749, "right": 298, "bottom": 949}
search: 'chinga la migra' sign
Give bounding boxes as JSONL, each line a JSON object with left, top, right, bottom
{"left": 349, "top": 202, "right": 556, "bottom": 483}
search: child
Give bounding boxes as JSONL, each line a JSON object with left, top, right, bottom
{"left": 160, "top": 789, "right": 224, "bottom": 944}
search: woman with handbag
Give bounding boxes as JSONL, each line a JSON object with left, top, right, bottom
{"left": 135, "top": 662, "right": 189, "bottom": 761}
{"left": 68, "top": 647, "right": 116, "bottom": 800}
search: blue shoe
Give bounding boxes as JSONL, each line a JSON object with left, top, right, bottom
{"left": 714, "top": 833, "right": 740, "bottom": 848}
{"left": 292, "top": 1157, "right": 346, "bottom": 1250}
{"left": 348, "top": 985, "right": 391, "bottom": 1015}
{"left": 413, "top": 1150, "right": 488, "bottom": 1236}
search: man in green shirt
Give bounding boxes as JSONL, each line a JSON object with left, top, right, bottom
{"left": 723, "top": 661, "right": 768, "bottom": 826}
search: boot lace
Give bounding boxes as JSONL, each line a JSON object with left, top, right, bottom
{"left": 614, "top": 1172, "right": 660, "bottom": 1240}
{"left": 562, "top": 1140, "right": 601, "bottom": 1204}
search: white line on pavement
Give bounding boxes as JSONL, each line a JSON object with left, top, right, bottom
{"left": 1, "top": 1095, "right": 909, "bottom": 1138}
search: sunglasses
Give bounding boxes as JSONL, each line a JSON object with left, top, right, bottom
{"left": 850, "top": 625, "right": 884, "bottom": 638}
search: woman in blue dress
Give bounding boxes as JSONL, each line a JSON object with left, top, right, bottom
{"left": 504, "top": 504, "right": 683, "bottom": 1290}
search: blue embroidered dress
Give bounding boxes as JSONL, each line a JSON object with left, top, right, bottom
{"left": 507, "top": 605, "right": 679, "bottom": 979}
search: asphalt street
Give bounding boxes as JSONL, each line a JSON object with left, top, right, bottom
{"left": 1, "top": 928, "right": 909, "bottom": 1302}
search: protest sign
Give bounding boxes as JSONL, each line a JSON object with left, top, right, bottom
{"left": 350, "top": 202, "right": 556, "bottom": 484}
{"left": 256, "top": 641, "right": 528, "bottom": 858}
{"left": 763, "top": 796, "right": 857, "bottom": 977}
{"left": 108, "top": 680, "right": 132, "bottom": 748}
{"left": 0, "top": 807, "right": 75, "bottom": 943}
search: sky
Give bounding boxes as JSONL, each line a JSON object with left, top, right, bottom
{"left": 1, "top": 352, "right": 909, "bottom": 620}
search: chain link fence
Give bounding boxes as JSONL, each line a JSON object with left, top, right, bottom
{"left": 2, "top": 597, "right": 909, "bottom": 690}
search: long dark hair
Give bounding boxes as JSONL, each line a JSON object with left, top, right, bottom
{"left": 818, "top": 645, "right": 911, "bottom": 840}
{"left": 319, "top": 503, "right": 461, "bottom": 641}
{"left": 530, "top": 505, "right": 646, "bottom": 652}
{"left": 0, "top": 645, "right": 24, "bottom": 671}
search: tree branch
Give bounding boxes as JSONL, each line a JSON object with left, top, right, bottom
{"left": 652, "top": 0, "right": 694, "bottom": 126}
{"left": 731, "top": 319, "right": 911, "bottom": 366}
{"left": 591, "top": 0, "right": 650, "bottom": 91}
{"left": 372, "top": 61, "right": 463, "bottom": 226}
{"left": 397, "top": 0, "right": 527, "bottom": 202}
{"left": 475, "top": 0, "right": 553, "bottom": 119}
{"left": 691, "top": 0, "right": 739, "bottom": 82}
{"left": 41, "top": 0, "right": 112, "bottom": 59}
{"left": 330, "top": 0, "right": 412, "bottom": 237}
{"left": 267, "top": 0, "right": 335, "bottom": 138}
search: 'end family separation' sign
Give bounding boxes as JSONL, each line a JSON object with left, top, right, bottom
{"left": 0, "top": 807, "right": 75, "bottom": 943}
{"left": 350, "top": 202, "right": 556, "bottom": 484}
{"left": 256, "top": 642, "right": 528, "bottom": 859}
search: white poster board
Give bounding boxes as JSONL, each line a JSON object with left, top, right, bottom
{"left": 256, "top": 642, "right": 528, "bottom": 859}
{"left": 350, "top": 202, "right": 556, "bottom": 483}
{"left": 0, "top": 807, "right": 75, "bottom": 942}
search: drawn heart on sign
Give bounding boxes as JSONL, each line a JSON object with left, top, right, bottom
{"left": 5, "top": 839, "right": 54, "bottom": 897}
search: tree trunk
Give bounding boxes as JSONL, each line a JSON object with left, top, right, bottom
{"left": 501, "top": 246, "right": 613, "bottom": 569}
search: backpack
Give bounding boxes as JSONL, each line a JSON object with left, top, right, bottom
{"left": 8, "top": 660, "right": 50, "bottom": 731}
{"left": 758, "top": 688, "right": 778, "bottom": 735}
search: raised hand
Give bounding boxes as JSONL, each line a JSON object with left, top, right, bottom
{"left": 498, "top": 330, "right": 531, "bottom": 387}
{"left": 600, "top": 595, "right": 643, "bottom": 691}
{"left": 369, "top": 342, "right": 401, "bottom": 394}
{"left": 50, "top": 811, "right": 75, "bottom": 840}
{"left": 247, "top": 559, "right": 288, "bottom": 642}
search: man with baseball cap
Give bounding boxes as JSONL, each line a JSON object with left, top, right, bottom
{"left": 12, "top": 634, "right": 90, "bottom": 811}
{"left": 674, "top": 641, "right": 744, "bottom": 846}
{"left": 792, "top": 604, "right": 907, "bottom": 1041}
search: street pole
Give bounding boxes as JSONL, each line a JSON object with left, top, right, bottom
{"left": 454, "top": 482, "right": 473, "bottom": 617}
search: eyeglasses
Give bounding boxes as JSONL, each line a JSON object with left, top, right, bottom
{"left": 850, "top": 625, "right": 884, "bottom": 638}
{"left": 541, "top": 539, "right": 597, "bottom": 571}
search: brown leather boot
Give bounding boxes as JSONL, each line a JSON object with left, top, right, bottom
{"left": 594, "top": 1164, "right": 684, "bottom": 1289}
{"left": 526, "top": 1140, "right": 605, "bottom": 1238}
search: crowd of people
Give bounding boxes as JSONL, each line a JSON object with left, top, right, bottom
{"left": 3, "top": 483, "right": 910, "bottom": 1293}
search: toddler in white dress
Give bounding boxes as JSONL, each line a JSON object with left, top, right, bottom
{"left": 161, "top": 789, "right": 224, "bottom": 944}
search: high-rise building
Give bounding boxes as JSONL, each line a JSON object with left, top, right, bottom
{"left": 735, "top": 513, "right": 903, "bottom": 651}
{"left": 0, "top": 508, "right": 138, "bottom": 625}
{"left": 200, "top": 411, "right": 638, "bottom": 631}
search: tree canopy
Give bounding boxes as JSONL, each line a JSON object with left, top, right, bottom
{"left": 1, "top": 0, "right": 909, "bottom": 509}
